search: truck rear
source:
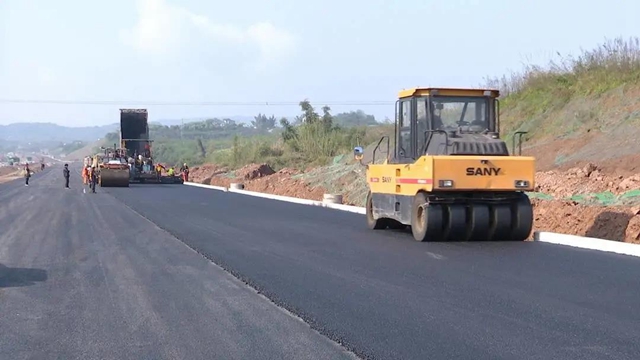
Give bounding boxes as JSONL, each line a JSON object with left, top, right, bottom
{"left": 118, "top": 109, "right": 182, "bottom": 184}
{"left": 120, "top": 108, "right": 150, "bottom": 158}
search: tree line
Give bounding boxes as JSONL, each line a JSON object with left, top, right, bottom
{"left": 98, "top": 102, "right": 386, "bottom": 167}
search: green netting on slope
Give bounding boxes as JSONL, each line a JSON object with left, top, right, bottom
{"left": 332, "top": 154, "right": 346, "bottom": 165}
{"left": 528, "top": 192, "right": 555, "bottom": 200}
{"left": 296, "top": 155, "right": 369, "bottom": 207}
{"left": 619, "top": 189, "right": 640, "bottom": 199}
{"left": 565, "top": 190, "right": 640, "bottom": 206}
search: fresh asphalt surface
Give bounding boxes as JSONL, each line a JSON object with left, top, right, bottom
{"left": 2, "top": 165, "right": 640, "bottom": 359}
{"left": 0, "top": 166, "right": 355, "bottom": 360}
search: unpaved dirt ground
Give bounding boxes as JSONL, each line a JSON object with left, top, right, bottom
{"left": 190, "top": 152, "right": 640, "bottom": 243}
{"left": 0, "top": 166, "right": 23, "bottom": 184}
{"left": 0, "top": 165, "right": 44, "bottom": 184}
{"left": 532, "top": 199, "right": 640, "bottom": 243}
{"left": 191, "top": 164, "right": 328, "bottom": 200}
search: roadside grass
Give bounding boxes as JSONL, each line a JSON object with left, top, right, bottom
{"left": 485, "top": 36, "right": 640, "bottom": 142}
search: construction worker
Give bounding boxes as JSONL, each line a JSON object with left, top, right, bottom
{"left": 24, "top": 163, "right": 31, "bottom": 186}
{"left": 167, "top": 167, "right": 175, "bottom": 176}
{"left": 155, "top": 163, "right": 164, "bottom": 181}
{"left": 88, "top": 166, "right": 97, "bottom": 193}
{"left": 180, "top": 163, "right": 189, "bottom": 182}
{"left": 82, "top": 166, "right": 89, "bottom": 185}
{"left": 63, "top": 164, "right": 70, "bottom": 188}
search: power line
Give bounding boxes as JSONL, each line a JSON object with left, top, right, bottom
{"left": 0, "top": 99, "right": 394, "bottom": 106}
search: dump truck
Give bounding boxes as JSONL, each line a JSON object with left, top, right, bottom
{"left": 354, "top": 87, "right": 535, "bottom": 242}
{"left": 119, "top": 108, "right": 182, "bottom": 184}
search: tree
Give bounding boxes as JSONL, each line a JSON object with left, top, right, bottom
{"left": 251, "top": 113, "right": 277, "bottom": 131}
{"left": 297, "top": 99, "right": 320, "bottom": 124}
{"left": 279, "top": 118, "right": 298, "bottom": 146}
{"left": 232, "top": 134, "right": 240, "bottom": 165}
{"left": 321, "top": 105, "right": 333, "bottom": 129}
{"left": 332, "top": 110, "right": 378, "bottom": 127}
{"left": 196, "top": 138, "right": 206, "bottom": 158}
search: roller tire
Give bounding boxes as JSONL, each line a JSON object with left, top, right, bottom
{"left": 510, "top": 193, "right": 534, "bottom": 241}
{"left": 366, "top": 191, "right": 387, "bottom": 230}
{"left": 442, "top": 204, "right": 467, "bottom": 241}
{"left": 466, "top": 204, "right": 491, "bottom": 241}
{"left": 411, "top": 192, "right": 443, "bottom": 242}
{"left": 488, "top": 204, "right": 512, "bottom": 241}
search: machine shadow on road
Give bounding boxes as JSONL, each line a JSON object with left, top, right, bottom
{"left": 585, "top": 211, "right": 633, "bottom": 241}
{"left": 106, "top": 184, "right": 185, "bottom": 190}
{"left": 382, "top": 225, "right": 532, "bottom": 242}
{"left": 0, "top": 264, "right": 48, "bottom": 288}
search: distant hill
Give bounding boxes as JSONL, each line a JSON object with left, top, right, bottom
{"left": 64, "top": 139, "right": 109, "bottom": 161}
{"left": 154, "top": 116, "right": 257, "bottom": 126}
{"left": 0, "top": 116, "right": 260, "bottom": 143}
{"left": 0, "top": 122, "right": 119, "bottom": 142}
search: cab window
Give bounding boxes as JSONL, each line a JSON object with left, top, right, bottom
{"left": 398, "top": 99, "right": 412, "bottom": 158}
{"left": 416, "top": 99, "right": 427, "bottom": 154}
{"left": 430, "top": 97, "right": 489, "bottom": 131}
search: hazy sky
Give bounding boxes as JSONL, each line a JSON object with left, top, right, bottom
{"left": 1, "top": 0, "right": 639, "bottom": 127}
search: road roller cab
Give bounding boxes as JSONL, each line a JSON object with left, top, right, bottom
{"left": 356, "top": 87, "right": 535, "bottom": 242}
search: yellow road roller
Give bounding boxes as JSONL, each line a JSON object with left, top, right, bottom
{"left": 354, "top": 87, "right": 535, "bottom": 242}
{"left": 95, "top": 149, "right": 130, "bottom": 187}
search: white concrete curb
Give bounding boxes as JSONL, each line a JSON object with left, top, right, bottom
{"left": 228, "top": 188, "right": 324, "bottom": 206}
{"left": 184, "top": 181, "right": 366, "bottom": 213}
{"left": 184, "top": 182, "right": 640, "bottom": 257}
{"left": 319, "top": 203, "right": 367, "bottom": 214}
{"left": 183, "top": 182, "right": 228, "bottom": 192}
{"left": 534, "top": 231, "right": 640, "bottom": 258}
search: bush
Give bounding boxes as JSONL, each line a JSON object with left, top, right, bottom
{"left": 481, "top": 36, "right": 640, "bottom": 141}
{"left": 206, "top": 101, "right": 390, "bottom": 171}
{"left": 485, "top": 36, "right": 640, "bottom": 99}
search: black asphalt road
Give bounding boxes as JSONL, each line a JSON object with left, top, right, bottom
{"left": 104, "top": 178, "right": 640, "bottom": 360}
{"left": 0, "top": 166, "right": 356, "bottom": 360}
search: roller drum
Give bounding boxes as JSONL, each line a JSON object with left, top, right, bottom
{"left": 99, "top": 168, "right": 130, "bottom": 187}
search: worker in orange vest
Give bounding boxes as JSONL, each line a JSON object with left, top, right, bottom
{"left": 82, "top": 166, "right": 89, "bottom": 185}
{"left": 180, "top": 163, "right": 189, "bottom": 182}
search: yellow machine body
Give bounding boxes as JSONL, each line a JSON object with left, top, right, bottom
{"left": 367, "top": 155, "right": 535, "bottom": 194}
{"left": 358, "top": 87, "right": 535, "bottom": 242}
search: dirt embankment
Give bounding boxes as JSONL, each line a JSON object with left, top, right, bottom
{"left": 191, "top": 163, "right": 328, "bottom": 200}
{"left": 535, "top": 163, "right": 640, "bottom": 197}
{"left": 531, "top": 163, "right": 640, "bottom": 243}
{"left": 532, "top": 199, "right": 640, "bottom": 243}
{"left": 0, "top": 165, "right": 43, "bottom": 184}
{"left": 189, "top": 160, "right": 640, "bottom": 243}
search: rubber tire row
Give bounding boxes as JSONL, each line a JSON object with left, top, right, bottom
{"left": 367, "top": 191, "right": 534, "bottom": 242}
